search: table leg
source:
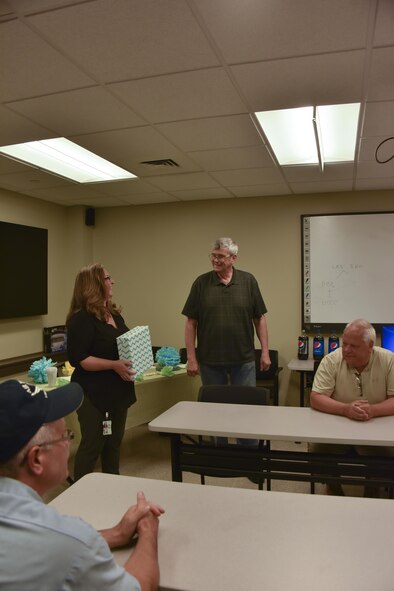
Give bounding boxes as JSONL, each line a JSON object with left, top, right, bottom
{"left": 300, "top": 371, "right": 305, "bottom": 407}
{"left": 170, "top": 434, "right": 183, "bottom": 482}
{"left": 266, "top": 440, "right": 271, "bottom": 490}
{"left": 300, "top": 370, "right": 314, "bottom": 406}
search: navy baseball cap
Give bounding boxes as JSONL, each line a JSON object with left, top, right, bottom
{"left": 0, "top": 380, "right": 83, "bottom": 462}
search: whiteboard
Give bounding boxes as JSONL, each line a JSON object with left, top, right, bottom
{"left": 302, "top": 212, "right": 394, "bottom": 330}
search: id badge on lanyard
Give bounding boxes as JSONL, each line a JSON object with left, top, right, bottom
{"left": 103, "top": 412, "right": 112, "bottom": 435}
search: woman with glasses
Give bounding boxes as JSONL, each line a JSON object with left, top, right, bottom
{"left": 66, "top": 263, "right": 136, "bottom": 480}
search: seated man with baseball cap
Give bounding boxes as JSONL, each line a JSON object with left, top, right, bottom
{"left": 0, "top": 380, "right": 164, "bottom": 591}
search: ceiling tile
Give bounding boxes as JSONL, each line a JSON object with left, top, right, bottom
{"left": 358, "top": 136, "right": 393, "bottom": 163}
{"left": 0, "top": 155, "right": 27, "bottom": 174}
{"left": 373, "top": 0, "right": 394, "bottom": 46}
{"left": 7, "top": 87, "right": 145, "bottom": 135}
{"left": 231, "top": 51, "right": 365, "bottom": 112}
{"left": 195, "top": 0, "right": 369, "bottom": 63}
{"left": 110, "top": 68, "right": 247, "bottom": 123}
{"left": 0, "top": 0, "right": 391, "bottom": 206}
{"left": 0, "top": 20, "right": 92, "bottom": 102}
{"left": 147, "top": 172, "right": 220, "bottom": 191}
{"left": 355, "top": 179, "right": 394, "bottom": 191}
{"left": 157, "top": 114, "right": 262, "bottom": 151}
{"left": 6, "top": 0, "right": 84, "bottom": 13}
{"left": 90, "top": 179, "right": 161, "bottom": 197}
{"left": 73, "top": 126, "right": 199, "bottom": 174}
{"left": 27, "top": 0, "right": 220, "bottom": 82}
{"left": 0, "top": 106, "right": 52, "bottom": 145}
{"left": 357, "top": 159, "right": 394, "bottom": 179}
{"left": 22, "top": 183, "right": 115, "bottom": 205}
{"left": 0, "top": 169, "right": 71, "bottom": 191}
{"left": 188, "top": 145, "right": 274, "bottom": 170}
{"left": 367, "top": 47, "right": 394, "bottom": 101}
{"left": 291, "top": 179, "right": 353, "bottom": 193}
{"left": 229, "top": 183, "right": 290, "bottom": 197}
{"left": 210, "top": 167, "right": 283, "bottom": 186}
{"left": 66, "top": 195, "right": 129, "bottom": 207}
{"left": 121, "top": 192, "right": 179, "bottom": 205}
{"left": 21, "top": 193, "right": 78, "bottom": 206}
{"left": 283, "top": 163, "right": 354, "bottom": 182}
{"left": 362, "top": 100, "right": 394, "bottom": 136}
{"left": 169, "top": 187, "right": 233, "bottom": 200}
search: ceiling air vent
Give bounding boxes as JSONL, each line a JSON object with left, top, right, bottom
{"left": 140, "top": 158, "right": 179, "bottom": 167}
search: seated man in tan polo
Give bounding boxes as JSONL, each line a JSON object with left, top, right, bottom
{"left": 310, "top": 318, "right": 394, "bottom": 496}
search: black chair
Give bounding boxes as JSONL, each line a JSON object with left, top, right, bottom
{"left": 306, "top": 359, "right": 322, "bottom": 391}
{"left": 313, "top": 359, "right": 322, "bottom": 374}
{"left": 255, "top": 349, "right": 283, "bottom": 405}
{"left": 179, "top": 347, "right": 187, "bottom": 364}
{"left": 152, "top": 346, "right": 163, "bottom": 362}
{"left": 186, "top": 385, "right": 269, "bottom": 489}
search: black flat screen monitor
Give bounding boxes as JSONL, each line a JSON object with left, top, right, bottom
{"left": 381, "top": 326, "right": 394, "bottom": 353}
{"left": 0, "top": 221, "right": 48, "bottom": 319}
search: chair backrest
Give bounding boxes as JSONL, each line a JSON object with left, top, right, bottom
{"left": 255, "top": 349, "right": 279, "bottom": 380}
{"left": 179, "top": 347, "right": 187, "bottom": 364}
{"left": 152, "top": 346, "right": 163, "bottom": 361}
{"left": 313, "top": 359, "right": 322, "bottom": 375}
{"left": 198, "top": 385, "right": 269, "bottom": 406}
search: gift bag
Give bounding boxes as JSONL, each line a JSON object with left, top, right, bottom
{"left": 117, "top": 325, "right": 154, "bottom": 375}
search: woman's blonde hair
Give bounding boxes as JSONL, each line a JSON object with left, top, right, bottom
{"left": 66, "top": 263, "right": 121, "bottom": 323}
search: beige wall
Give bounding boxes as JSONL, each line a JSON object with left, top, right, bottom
{"left": 91, "top": 189, "right": 393, "bottom": 404}
{"left": 1, "top": 187, "right": 393, "bottom": 403}
{"left": 0, "top": 189, "right": 92, "bottom": 358}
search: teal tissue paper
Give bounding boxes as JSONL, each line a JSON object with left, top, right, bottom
{"left": 155, "top": 347, "right": 180, "bottom": 368}
{"left": 28, "top": 356, "right": 56, "bottom": 384}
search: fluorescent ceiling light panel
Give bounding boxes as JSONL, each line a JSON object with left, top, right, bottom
{"left": 317, "top": 103, "right": 360, "bottom": 163}
{"left": 256, "top": 106, "right": 317, "bottom": 166}
{"left": 255, "top": 103, "right": 360, "bottom": 167}
{"left": 0, "top": 138, "right": 137, "bottom": 183}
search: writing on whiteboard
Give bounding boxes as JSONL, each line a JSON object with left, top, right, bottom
{"left": 303, "top": 213, "right": 394, "bottom": 326}
{"left": 320, "top": 264, "right": 363, "bottom": 297}
{"left": 331, "top": 263, "right": 363, "bottom": 272}
{"left": 317, "top": 264, "right": 365, "bottom": 311}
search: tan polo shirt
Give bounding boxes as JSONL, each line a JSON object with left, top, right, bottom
{"left": 312, "top": 346, "right": 394, "bottom": 403}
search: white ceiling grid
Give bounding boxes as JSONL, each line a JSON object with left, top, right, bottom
{"left": 0, "top": 0, "right": 392, "bottom": 206}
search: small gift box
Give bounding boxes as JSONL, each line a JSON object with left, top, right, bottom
{"left": 43, "top": 325, "right": 67, "bottom": 354}
{"left": 117, "top": 326, "right": 154, "bottom": 375}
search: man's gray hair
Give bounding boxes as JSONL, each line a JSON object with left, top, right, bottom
{"left": 212, "top": 237, "right": 238, "bottom": 255}
{"left": 345, "top": 319, "right": 376, "bottom": 344}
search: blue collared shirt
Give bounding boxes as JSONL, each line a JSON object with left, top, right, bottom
{"left": 0, "top": 477, "right": 140, "bottom": 591}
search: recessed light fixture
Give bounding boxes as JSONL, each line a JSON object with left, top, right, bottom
{"left": 255, "top": 103, "right": 360, "bottom": 171}
{"left": 0, "top": 137, "right": 137, "bottom": 183}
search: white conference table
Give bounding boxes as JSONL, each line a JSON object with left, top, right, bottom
{"left": 149, "top": 401, "right": 394, "bottom": 489}
{"left": 51, "top": 472, "right": 393, "bottom": 591}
